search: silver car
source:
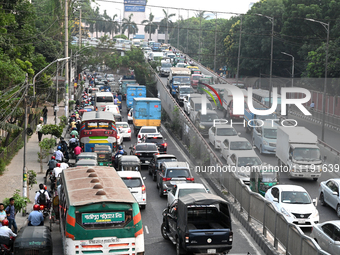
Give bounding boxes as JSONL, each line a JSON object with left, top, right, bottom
{"left": 310, "top": 221, "right": 340, "bottom": 254}
{"left": 319, "top": 178, "right": 340, "bottom": 217}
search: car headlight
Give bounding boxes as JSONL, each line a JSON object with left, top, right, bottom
{"left": 263, "top": 140, "right": 268, "bottom": 145}
{"left": 312, "top": 209, "right": 319, "bottom": 218}
{"left": 281, "top": 207, "right": 290, "bottom": 217}
{"left": 199, "top": 124, "right": 205, "bottom": 129}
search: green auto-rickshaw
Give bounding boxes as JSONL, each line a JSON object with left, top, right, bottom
{"left": 250, "top": 167, "right": 279, "bottom": 196}
{"left": 94, "top": 144, "right": 113, "bottom": 166}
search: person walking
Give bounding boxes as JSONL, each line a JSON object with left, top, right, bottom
{"left": 310, "top": 101, "right": 315, "bottom": 111}
{"left": 5, "top": 198, "right": 17, "bottom": 234}
{"left": 42, "top": 106, "right": 48, "bottom": 125}
{"left": 36, "top": 121, "right": 43, "bottom": 142}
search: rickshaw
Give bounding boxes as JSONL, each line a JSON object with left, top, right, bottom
{"left": 250, "top": 167, "right": 279, "bottom": 196}
{"left": 117, "top": 155, "right": 141, "bottom": 171}
{"left": 94, "top": 144, "right": 113, "bottom": 166}
{"left": 13, "top": 226, "right": 53, "bottom": 254}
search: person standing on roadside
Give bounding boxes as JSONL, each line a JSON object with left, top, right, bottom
{"left": 0, "top": 203, "right": 7, "bottom": 226}
{"left": 36, "top": 121, "right": 43, "bottom": 142}
{"left": 5, "top": 198, "right": 17, "bottom": 234}
{"left": 42, "top": 106, "right": 48, "bottom": 125}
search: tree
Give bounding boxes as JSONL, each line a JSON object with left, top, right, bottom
{"left": 142, "top": 13, "right": 158, "bottom": 41}
{"left": 122, "top": 14, "right": 138, "bottom": 39}
{"left": 160, "top": 9, "right": 176, "bottom": 43}
{"left": 110, "top": 14, "right": 121, "bottom": 37}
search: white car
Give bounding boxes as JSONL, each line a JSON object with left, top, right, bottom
{"left": 167, "top": 183, "right": 208, "bottom": 206}
{"left": 208, "top": 122, "right": 240, "bottom": 149}
{"left": 105, "top": 104, "right": 120, "bottom": 115}
{"left": 318, "top": 178, "right": 340, "bottom": 217}
{"left": 310, "top": 221, "right": 340, "bottom": 254}
{"left": 137, "top": 126, "right": 160, "bottom": 143}
{"left": 117, "top": 128, "right": 124, "bottom": 145}
{"left": 221, "top": 136, "right": 254, "bottom": 161}
{"left": 226, "top": 151, "right": 263, "bottom": 184}
{"left": 265, "top": 185, "right": 319, "bottom": 228}
{"left": 116, "top": 122, "right": 131, "bottom": 141}
{"left": 127, "top": 108, "right": 133, "bottom": 124}
{"left": 118, "top": 171, "right": 146, "bottom": 209}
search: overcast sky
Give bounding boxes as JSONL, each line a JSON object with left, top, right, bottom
{"left": 94, "top": 0, "right": 260, "bottom": 22}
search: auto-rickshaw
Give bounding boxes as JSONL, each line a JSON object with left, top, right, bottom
{"left": 250, "top": 167, "right": 279, "bottom": 196}
{"left": 94, "top": 144, "right": 113, "bottom": 166}
{"left": 117, "top": 155, "right": 141, "bottom": 171}
{"left": 75, "top": 159, "right": 97, "bottom": 167}
{"left": 14, "top": 226, "right": 53, "bottom": 254}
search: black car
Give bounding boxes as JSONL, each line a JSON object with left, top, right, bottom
{"left": 130, "top": 143, "right": 159, "bottom": 165}
{"left": 140, "top": 134, "right": 167, "bottom": 153}
{"left": 148, "top": 154, "right": 177, "bottom": 181}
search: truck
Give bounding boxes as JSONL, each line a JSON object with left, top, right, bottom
{"left": 126, "top": 85, "right": 146, "bottom": 111}
{"left": 120, "top": 75, "right": 137, "bottom": 100}
{"left": 223, "top": 88, "right": 247, "bottom": 120}
{"left": 133, "top": 98, "right": 161, "bottom": 133}
{"left": 152, "top": 42, "right": 161, "bottom": 51}
{"left": 276, "top": 126, "right": 323, "bottom": 181}
{"left": 161, "top": 193, "right": 233, "bottom": 255}
{"left": 167, "top": 67, "right": 191, "bottom": 96}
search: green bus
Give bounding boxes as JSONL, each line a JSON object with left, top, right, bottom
{"left": 59, "top": 166, "right": 144, "bottom": 255}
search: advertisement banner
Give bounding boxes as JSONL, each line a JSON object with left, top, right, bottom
{"left": 124, "top": 0, "right": 146, "bottom": 5}
{"left": 82, "top": 212, "right": 125, "bottom": 224}
{"left": 124, "top": 5, "right": 145, "bottom": 12}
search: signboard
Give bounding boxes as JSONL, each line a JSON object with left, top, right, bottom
{"left": 82, "top": 212, "right": 125, "bottom": 224}
{"left": 124, "top": 5, "right": 145, "bottom": 12}
{"left": 124, "top": 0, "right": 146, "bottom": 5}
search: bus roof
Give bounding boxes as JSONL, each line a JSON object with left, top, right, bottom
{"left": 95, "top": 92, "right": 114, "bottom": 97}
{"left": 82, "top": 111, "right": 115, "bottom": 122}
{"left": 61, "top": 166, "right": 136, "bottom": 206}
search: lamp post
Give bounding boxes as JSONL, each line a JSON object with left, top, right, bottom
{"left": 236, "top": 15, "right": 243, "bottom": 86}
{"left": 281, "top": 52, "right": 294, "bottom": 87}
{"left": 305, "top": 18, "right": 330, "bottom": 142}
{"left": 256, "top": 14, "right": 274, "bottom": 108}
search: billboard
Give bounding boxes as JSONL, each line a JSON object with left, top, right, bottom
{"left": 124, "top": 0, "right": 146, "bottom": 5}
{"left": 124, "top": 5, "right": 145, "bottom": 12}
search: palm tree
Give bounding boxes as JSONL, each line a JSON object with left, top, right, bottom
{"left": 121, "top": 13, "right": 138, "bottom": 39}
{"left": 142, "top": 13, "right": 158, "bottom": 41}
{"left": 195, "top": 11, "right": 208, "bottom": 20}
{"left": 160, "top": 9, "right": 175, "bottom": 43}
{"left": 111, "top": 14, "right": 120, "bottom": 37}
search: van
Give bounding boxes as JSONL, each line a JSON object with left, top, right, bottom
{"left": 252, "top": 120, "right": 279, "bottom": 155}
{"left": 118, "top": 171, "right": 146, "bottom": 209}
{"left": 194, "top": 110, "right": 219, "bottom": 136}
{"left": 188, "top": 96, "right": 214, "bottom": 122}
{"left": 94, "top": 92, "right": 114, "bottom": 110}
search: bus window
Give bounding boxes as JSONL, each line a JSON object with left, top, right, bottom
{"left": 96, "top": 96, "right": 113, "bottom": 103}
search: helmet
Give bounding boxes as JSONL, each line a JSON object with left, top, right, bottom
{"left": 44, "top": 185, "right": 47, "bottom": 190}
{"left": 57, "top": 146, "right": 62, "bottom": 150}
{"left": 51, "top": 156, "right": 55, "bottom": 160}
{"left": 72, "top": 135, "right": 75, "bottom": 138}
{"left": 75, "top": 111, "right": 78, "bottom": 114}
{"left": 60, "top": 137, "right": 65, "bottom": 141}
{"left": 119, "top": 150, "right": 124, "bottom": 155}
{"left": 33, "top": 204, "right": 40, "bottom": 211}
{"left": 2, "top": 219, "right": 9, "bottom": 226}
{"left": 118, "top": 145, "right": 123, "bottom": 150}
{"left": 56, "top": 163, "right": 61, "bottom": 167}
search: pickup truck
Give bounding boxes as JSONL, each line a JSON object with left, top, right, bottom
{"left": 161, "top": 193, "right": 233, "bottom": 255}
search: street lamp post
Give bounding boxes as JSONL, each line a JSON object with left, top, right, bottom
{"left": 256, "top": 14, "right": 274, "bottom": 108}
{"left": 281, "top": 52, "right": 294, "bottom": 87}
{"left": 305, "top": 18, "right": 330, "bottom": 142}
{"left": 236, "top": 16, "right": 243, "bottom": 86}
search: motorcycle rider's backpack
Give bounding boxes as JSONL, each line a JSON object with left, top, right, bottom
{"left": 38, "top": 190, "right": 46, "bottom": 205}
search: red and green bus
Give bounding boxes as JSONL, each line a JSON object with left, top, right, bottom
{"left": 59, "top": 166, "right": 145, "bottom": 254}
{"left": 80, "top": 111, "right": 118, "bottom": 152}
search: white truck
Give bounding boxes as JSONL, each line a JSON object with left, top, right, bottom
{"left": 276, "top": 126, "right": 323, "bottom": 181}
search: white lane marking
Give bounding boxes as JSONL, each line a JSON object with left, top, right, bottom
{"left": 239, "top": 229, "right": 262, "bottom": 255}
{"left": 145, "top": 225, "right": 149, "bottom": 234}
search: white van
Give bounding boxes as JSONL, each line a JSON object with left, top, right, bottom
{"left": 95, "top": 92, "right": 114, "bottom": 111}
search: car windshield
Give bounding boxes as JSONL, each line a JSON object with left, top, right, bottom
{"left": 180, "top": 87, "right": 193, "bottom": 94}
{"left": 237, "top": 157, "right": 262, "bottom": 167}
{"left": 261, "top": 172, "right": 277, "bottom": 182}
{"left": 162, "top": 63, "right": 172, "bottom": 67}
{"left": 121, "top": 178, "right": 142, "bottom": 188}
{"left": 177, "top": 64, "right": 185, "bottom": 68}
{"left": 256, "top": 114, "right": 277, "bottom": 120}
{"left": 140, "top": 128, "right": 157, "bottom": 133}
{"left": 117, "top": 123, "right": 129, "bottom": 128}
{"left": 136, "top": 144, "right": 158, "bottom": 151}
{"left": 201, "top": 114, "right": 219, "bottom": 122}
{"left": 293, "top": 148, "right": 321, "bottom": 161}
{"left": 230, "top": 141, "right": 252, "bottom": 150}
{"left": 263, "top": 128, "right": 277, "bottom": 139}
{"left": 194, "top": 103, "right": 213, "bottom": 111}
{"left": 107, "top": 74, "right": 114, "bottom": 77}
{"left": 173, "top": 77, "right": 190, "bottom": 85}
{"left": 216, "top": 127, "right": 237, "bottom": 136}
{"left": 166, "top": 169, "right": 190, "bottom": 178}
{"left": 281, "top": 191, "right": 311, "bottom": 204}
{"left": 178, "top": 188, "right": 206, "bottom": 198}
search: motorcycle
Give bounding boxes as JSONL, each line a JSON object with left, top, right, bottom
{"left": 38, "top": 204, "right": 50, "bottom": 218}
{"left": 0, "top": 236, "right": 15, "bottom": 255}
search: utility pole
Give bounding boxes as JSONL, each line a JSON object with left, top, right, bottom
{"left": 23, "top": 73, "right": 28, "bottom": 201}
{"left": 65, "top": 0, "right": 69, "bottom": 118}
{"left": 236, "top": 16, "right": 243, "bottom": 86}
{"left": 55, "top": 61, "right": 59, "bottom": 124}
{"left": 177, "top": 9, "right": 180, "bottom": 49}
{"left": 186, "top": 10, "right": 189, "bottom": 54}
{"left": 269, "top": 17, "right": 274, "bottom": 108}
{"left": 199, "top": 17, "right": 201, "bottom": 62}
{"left": 79, "top": 7, "right": 82, "bottom": 49}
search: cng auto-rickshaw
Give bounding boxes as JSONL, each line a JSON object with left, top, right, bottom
{"left": 250, "top": 167, "right": 279, "bottom": 196}
{"left": 94, "top": 144, "right": 113, "bottom": 166}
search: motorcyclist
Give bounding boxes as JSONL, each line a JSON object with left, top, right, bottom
{"left": 28, "top": 205, "right": 44, "bottom": 226}
{"left": 0, "top": 219, "right": 16, "bottom": 251}
{"left": 69, "top": 135, "right": 78, "bottom": 151}
{"left": 54, "top": 146, "right": 64, "bottom": 162}
{"left": 45, "top": 156, "right": 57, "bottom": 179}
{"left": 70, "top": 127, "right": 78, "bottom": 139}
{"left": 34, "top": 184, "right": 50, "bottom": 210}
{"left": 114, "top": 146, "right": 126, "bottom": 167}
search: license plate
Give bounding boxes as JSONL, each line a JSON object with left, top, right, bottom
{"left": 208, "top": 249, "right": 216, "bottom": 254}
{"left": 298, "top": 219, "right": 306, "bottom": 224}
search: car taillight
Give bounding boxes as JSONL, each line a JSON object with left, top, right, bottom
{"left": 128, "top": 129, "right": 131, "bottom": 133}
{"left": 162, "top": 143, "right": 167, "bottom": 147}
{"left": 40, "top": 205, "right": 44, "bottom": 210}
{"left": 135, "top": 153, "right": 141, "bottom": 156}
{"left": 138, "top": 134, "right": 141, "bottom": 138}
{"left": 186, "top": 177, "right": 194, "bottom": 181}
{"left": 185, "top": 235, "right": 189, "bottom": 243}
{"left": 142, "top": 185, "right": 146, "bottom": 194}
{"left": 154, "top": 152, "right": 159, "bottom": 155}
{"left": 163, "top": 177, "right": 171, "bottom": 181}
{"left": 229, "top": 232, "right": 233, "bottom": 242}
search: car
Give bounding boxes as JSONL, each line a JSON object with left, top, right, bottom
{"left": 118, "top": 171, "right": 146, "bottom": 209}
{"left": 265, "top": 185, "right": 319, "bottom": 228}
{"left": 221, "top": 136, "right": 254, "bottom": 161}
{"left": 116, "top": 128, "right": 123, "bottom": 145}
{"left": 116, "top": 122, "right": 131, "bottom": 141}
{"left": 194, "top": 110, "right": 219, "bottom": 136}
{"left": 319, "top": 178, "right": 340, "bottom": 217}
{"left": 148, "top": 154, "right": 177, "bottom": 181}
{"left": 140, "top": 134, "right": 167, "bottom": 153}
{"left": 252, "top": 120, "right": 278, "bottom": 154}
{"left": 156, "top": 162, "right": 194, "bottom": 197}
{"left": 226, "top": 151, "right": 263, "bottom": 184}
{"left": 176, "top": 63, "right": 186, "bottom": 68}
{"left": 159, "top": 61, "right": 172, "bottom": 77}
{"left": 129, "top": 143, "right": 159, "bottom": 165}
{"left": 208, "top": 121, "right": 240, "bottom": 149}
{"left": 136, "top": 126, "right": 160, "bottom": 142}
{"left": 106, "top": 74, "right": 115, "bottom": 82}
{"left": 310, "top": 221, "right": 340, "bottom": 254}
{"left": 167, "top": 183, "right": 208, "bottom": 206}
{"left": 127, "top": 108, "right": 133, "bottom": 124}
{"left": 75, "top": 159, "right": 97, "bottom": 167}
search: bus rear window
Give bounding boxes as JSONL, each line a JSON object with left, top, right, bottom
{"left": 96, "top": 96, "right": 113, "bottom": 103}
{"left": 86, "top": 122, "right": 111, "bottom": 130}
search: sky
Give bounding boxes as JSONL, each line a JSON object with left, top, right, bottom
{"left": 93, "top": 0, "right": 260, "bottom": 22}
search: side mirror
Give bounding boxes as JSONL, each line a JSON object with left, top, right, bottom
{"left": 313, "top": 198, "right": 317, "bottom": 206}
{"left": 273, "top": 198, "right": 278, "bottom": 203}
{"left": 332, "top": 191, "right": 338, "bottom": 196}
{"left": 142, "top": 177, "right": 146, "bottom": 180}
{"left": 253, "top": 146, "right": 256, "bottom": 149}
{"left": 237, "top": 132, "right": 241, "bottom": 136}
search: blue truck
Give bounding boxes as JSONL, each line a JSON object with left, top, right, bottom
{"left": 120, "top": 75, "right": 137, "bottom": 100}
{"left": 244, "top": 102, "right": 278, "bottom": 133}
{"left": 126, "top": 85, "right": 146, "bottom": 111}
{"left": 151, "top": 42, "right": 161, "bottom": 51}
{"left": 132, "top": 98, "right": 161, "bottom": 133}
{"left": 167, "top": 67, "right": 191, "bottom": 96}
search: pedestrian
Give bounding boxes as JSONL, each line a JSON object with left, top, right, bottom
{"left": 0, "top": 203, "right": 7, "bottom": 226}
{"left": 310, "top": 101, "right": 315, "bottom": 111}
{"left": 36, "top": 121, "right": 43, "bottom": 142}
{"left": 5, "top": 198, "right": 17, "bottom": 234}
{"left": 42, "top": 106, "right": 48, "bottom": 125}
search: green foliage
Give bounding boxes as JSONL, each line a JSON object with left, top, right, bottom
{"left": 59, "top": 115, "right": 68, "bottom": 127}
{"left": 41, "top": 124, "right": 63, "bottom": 138}
{"left": 38, "top": 137, "right": 56, "bottom": 161}
{"left": 114, "top": 34, "right": 128, "bottom": 39}
{"left": 69, "top": 100, "right": 76, "bottom": 107}
{"left": 0, "top": 159, "right": 6, "bottom": 176}
{"left": 170, "top": 106, "right": 181, "bottom": 136}
{"left": 3, "top": 189, "right": 30, "bottom": 213}
{"left": 27, "top": 170, "right": 37, "bottom": 190}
